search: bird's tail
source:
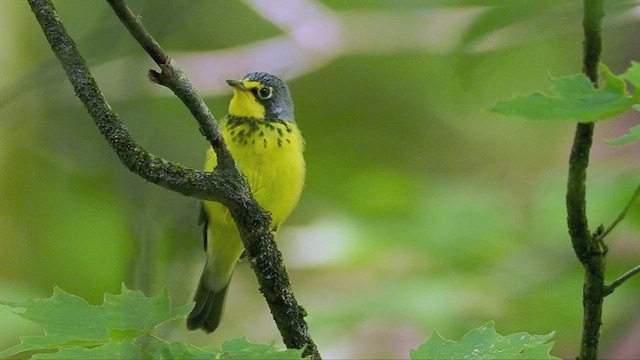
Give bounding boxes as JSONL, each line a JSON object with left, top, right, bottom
{"left": 186, "top": 268, "right": 230, "bottom": 333}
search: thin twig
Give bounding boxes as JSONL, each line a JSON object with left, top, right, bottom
{"left": 567, "top": 1, "right": 605, "bottom": 360}
{"left": 105, "top": 0, "right": 167, "bottom": 64}
{"left": 604, "top": 264, "right": 640, "bottom": 296}
{"left": 598, "top": 183, "right": 640, "bottom": 241}
{"left": 106, "top": 0, "right": 232, "bottom": 167}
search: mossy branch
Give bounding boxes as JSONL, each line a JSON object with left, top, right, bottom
{"left": 566, "top": 1, "right": 605, "bottom": 359}
{"left": 27, "top": 0, "right": 320, "bottom": 358}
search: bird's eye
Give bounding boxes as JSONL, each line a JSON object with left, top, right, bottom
{"left": 257, "top": 87, "right": 272, "bottom": 100}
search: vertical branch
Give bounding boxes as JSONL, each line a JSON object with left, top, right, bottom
{"left": 567, "top": 122, "right": 595, "bottom": 265}
{"left": 582, "top": 0, "right": 603, "bottom": 83}
{"left": 567, "top": 0, "right": 605, "bottom": 359}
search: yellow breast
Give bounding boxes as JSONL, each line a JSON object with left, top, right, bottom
{"left": 204, "top": 116, "right": 305, "bottom": 227}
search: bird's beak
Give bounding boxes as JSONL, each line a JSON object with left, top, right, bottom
{"left": 226, "top": 79, "right": 247, "bottom": 91}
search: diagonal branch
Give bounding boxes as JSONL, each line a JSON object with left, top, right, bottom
{"left": 106, "top": 0, "right": 233, "bottom": 167}
{"left": 597, "top": 183, "right": 640, "bottom": 241}
{"left": 604, "top": 264, "right": 640, "bottom": 296}
{"left": 27, "top": 0, "right": 229, "bottom": 203}
{"left": 27, "top": 0, "right": 320, "bottom": 358}
{"left": 105, "top": 0, "right": 168, "bottom": 65}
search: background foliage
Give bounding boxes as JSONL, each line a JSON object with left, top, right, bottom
{"left": 1, "top": 1, "right": 640, "bottom": 358}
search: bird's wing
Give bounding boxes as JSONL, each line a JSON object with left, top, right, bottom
{"left": 198, "top": 203, "right": 209, "bottom": 251}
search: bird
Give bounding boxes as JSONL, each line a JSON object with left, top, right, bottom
{"left": 187, "top": 72, "right": 305, "bottom": 333}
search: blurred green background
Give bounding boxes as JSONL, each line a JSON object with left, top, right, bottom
{"left": 2, "top": 0, "right": 640, "bottom": 358}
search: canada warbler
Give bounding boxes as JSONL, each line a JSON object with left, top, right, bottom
{"left": 187, "top": 72, "right": 306, "bottom": 333}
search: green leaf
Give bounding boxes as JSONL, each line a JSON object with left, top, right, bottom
{"left": 491, "top": 65, "right": 640, "bottom": 122}
{"left": 30, "top": 340, "right": 151, "bottom": 360}
{"left": 606, "top": 122, "right": 640, "bottom": 145}
{"left": 146, "top": 342, "right": 218, "bottom": 360}
{"left": 605, "top": 103, "right": 640, "bottom": 145}
{"left": 108, "top": 327, "right": 148, "bottom": 340}
{"left": 602, "top": 64, "right": 627, "bottom": 94}
{"left": 0, "top": 287, "right": 111, "bottom": 358}
{"left": 0, "top": 284, "right": 193, "bottom": 358}
{"left": 100, "top": 284, "right": 193, "bottom": 332}
{"left": 604, "top": 63, "right": 640, "bottom": 145}
{"left": 409, "top": 322, "right": 558, "bottom": 359}
{"left": 621, "top": 61, "right": 640, "bottom": 88}
{"left": 219, "top": 337, "right": 307, "bottom": 359}
{"left": 0, "top": 286, "right": 300, "bottom": 360}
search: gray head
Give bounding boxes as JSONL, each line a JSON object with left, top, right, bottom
{"left": 226, "top": 72, "right": 294, "bottom": 122}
